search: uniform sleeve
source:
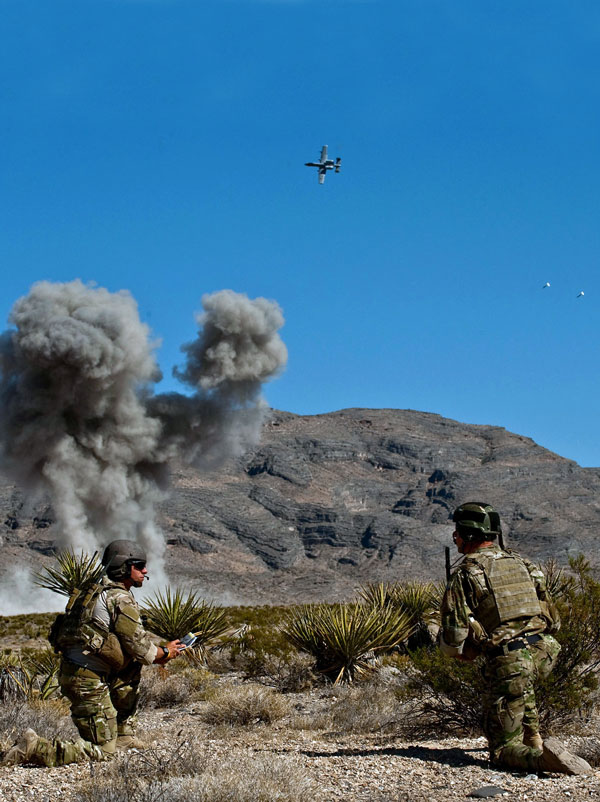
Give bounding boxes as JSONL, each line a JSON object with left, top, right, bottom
{"left": 108, "top": 591, "right": 159, "bottom": 666}
{"left": 439, "top": 570, "right": 471, "bottom": 657}
{"left": 523, "top": 557, "right": 561, "bottom": 633}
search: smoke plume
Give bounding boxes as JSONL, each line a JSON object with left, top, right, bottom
{"left": 0, "top": 280, "right": 286, "bottom": 606}
{"left": 151, "top": 289, "right": 287, "bottom": 467}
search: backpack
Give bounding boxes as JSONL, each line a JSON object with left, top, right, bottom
{"left": 48, "top": 578, "right": 109, "bottom": 655}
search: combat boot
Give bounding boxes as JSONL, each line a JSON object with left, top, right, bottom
{"left": 116, "top": 734, "right": 148, "bottom": 751}
{"left": 540, "top": 737, "right": 593, "bottom": 775}
{"left": 523, "top": 731, "right": 543, "bottom": 750}
{"left": 1, "top": 729, "right": 41, "bottom": 765}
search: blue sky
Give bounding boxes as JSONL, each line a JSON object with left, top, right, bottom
{"left": 2, "top": 1, "right": 600, "bottom": 465}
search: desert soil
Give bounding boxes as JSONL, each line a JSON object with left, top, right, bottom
{"left": 0, "top": 704, "right": 599, "bottom": 802}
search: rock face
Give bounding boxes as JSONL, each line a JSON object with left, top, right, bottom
{"left": 2, "top": 408, "right": 600, "bottom": 604}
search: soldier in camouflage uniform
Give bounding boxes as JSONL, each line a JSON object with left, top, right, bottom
{"left": 440, "top": 502, "right": 592, "bottom": 775}
{"left": 3, "top": 540, "right": 184, "bottom": 767}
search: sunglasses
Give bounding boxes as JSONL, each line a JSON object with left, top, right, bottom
{"left": 129, "top": 560, "right": 146, "bottom": 570}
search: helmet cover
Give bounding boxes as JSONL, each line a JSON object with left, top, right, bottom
{"left": 453, "top": 502, "right": 502, "bottom": 542}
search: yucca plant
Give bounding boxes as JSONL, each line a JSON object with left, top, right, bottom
{"left": 0, "top": 653, "right": 28, "bottom": 700}
{"left": 142, "top": 588, "right": 229, "bottom": 661}
{"left": 33, "top": 550, "right": 103, "bottom": 597}
{"left": 0, "top": 650, "right": 60, "bottom": 701}
{"left": 282, "top": 602, "right": 415, "bottom": 684}
{"left": 357, "top": 581, "right": 396, "bottom": 610}
{"left": 23, "top": 650, "right": 61, "bottom": 700}
{"left": 358, "top": 580, "right": 443, "bottom": 649}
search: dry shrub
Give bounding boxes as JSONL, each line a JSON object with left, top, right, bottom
{"left": 138, "top": 665, "right": 213, "bottom": 709}
{"left": 81, "top": 741, "right": 206, "bottom": 802}
{"left": 399, "top": 647, "right": 484, "bottom": 736}
{"left": 164, "top": 754, "right": 316, "bottom": 802}
{"left": 202, "top": 682, "right": 290, "bottom": 726}
{"left": 82, "top": 750, "right": 315, "bottom": 802}
{"left": 108, "top": 739, "right": 204, "bottom": 781}
{"left": 305, "top": 681, "right": 401, "bottom": 733}
{"left": 0, "top": 697, "right": 74, "bottom": 752}
{"left": 138, "top": 670, "right": 192, "bottom": 710}
{"left": 216, "top": 619, "right": 316, "bottom": 691}
{"left": 573, "top": 736, "right": 600, "bottom": 767}
{"left": 254, "top": 652, "right": 317, "bottom": 693}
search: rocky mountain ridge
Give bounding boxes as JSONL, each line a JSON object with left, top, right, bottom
{"left": 2, "top": 408, "right": 600, "bottom": 605}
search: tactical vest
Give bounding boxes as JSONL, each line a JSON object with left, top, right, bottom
{"left": 49, "top": 577, "right": 114, "bottom": 655}
{"left": 463, "top": 550, "right": 542, "bottom": 636}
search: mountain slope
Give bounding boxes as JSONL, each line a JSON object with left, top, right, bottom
{"left": 2, "top": 408, "right": 599, "bottom": 604}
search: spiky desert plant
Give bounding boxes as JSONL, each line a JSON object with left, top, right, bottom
{"left": 396, "top": 581, "right": 439, "bottom": 620}
{"left": 142, "top": 588, "right": 201, "bottom": 641}
{"left": 542, "top": 557, "right": 575, "bottom": 601}
{"left": 142, "top": 588, "right": 229, "bottom": 659}
{"left": 0, "top": 653, "right": 28, "bottom": 700}
{"left": 33, "top": 550, "right": 103, "bottom": 597}
{"left": 282, "top": 602, "right": 414, "bottom": 684}
{"left": 357, "top": 581, "right": 396, "bottom": 610}
{"left": 359, "top": 580, "right": 443, "bottom": 648}
{"left": 185, "top": 601, "right": 230, "bottom": 661}
{"left": 0, "top": 650, "right": 60, "bottom": 701}
{"left": 23, "top": 650, "right": 61, "bottom": 700}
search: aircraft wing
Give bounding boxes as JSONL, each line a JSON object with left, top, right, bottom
{"left": 320, "top": 145, "right": 328, "bottom": 163}
{"left": 318, "top": 170, "right": 325, "bottom": 184}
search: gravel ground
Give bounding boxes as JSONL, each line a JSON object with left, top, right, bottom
{"left": 1, "top": 703, "right": 599, "bottom": 802}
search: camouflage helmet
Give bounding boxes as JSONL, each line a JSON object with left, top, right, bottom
{"left": 102, "top": 539, "right": 147, "bottom": 579}
{"left": 452, "top": 502, "right": 502, "bottom": 542}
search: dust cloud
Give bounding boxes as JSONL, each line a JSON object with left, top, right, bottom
{"left": 0, "top": 280, "right": 287, "bottom": 613}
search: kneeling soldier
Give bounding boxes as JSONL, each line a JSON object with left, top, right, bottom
{"left": 440, "top": 502, "right": 592, "bottom": 775}
{"left": 3, "top": 540, "right": 183, "bottom": 767}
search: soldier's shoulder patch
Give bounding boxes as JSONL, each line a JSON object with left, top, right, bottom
{"left": 116, "top": 601, "right": 140, "bottom": 620}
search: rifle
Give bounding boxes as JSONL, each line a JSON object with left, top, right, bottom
{"left": 445, "top": 546, "right": 451, "bottom": 583}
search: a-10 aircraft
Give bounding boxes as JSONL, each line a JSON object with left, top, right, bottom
{"left": 305, "top": 145, "right": 341, "bottom": 184}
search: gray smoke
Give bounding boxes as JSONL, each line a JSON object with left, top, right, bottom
{"left": 0, "top": 280, "right": 287, "bottom": 590}
{"left": 151, "top": 289, "right": 287, "bottom": 467}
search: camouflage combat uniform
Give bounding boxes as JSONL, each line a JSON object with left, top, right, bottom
{"left": 31, "top": 577, "right": 159, "bottom": 767}
{"left": 440, "top": 545, "right": 561, "bottom": 771}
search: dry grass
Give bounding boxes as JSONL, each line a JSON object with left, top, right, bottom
{"left": 202, "top": 682, "right": 291, "bottom": 726}
{"left": 299, "top": 680, "right": 402, "bottom": 734}
{"left": 0, "top": 613, "right": 56, "bottom": 640}
{"left": 138, "top": 664, "right": 214, "bottom": 709}
{"left": 574, "top": 735, "right": 600, "bottom": 767}
{"left": 81, "top": 741, "right": 207, "bottom": 802}
{"left": 0, "top": 696, "right": 74, "bottom": 752}
{"left": 81, "top": 749, "right": 315, "bottom": 802}
{"left": 248, "top": 652, "right": 317, "bottom": 694}
{"left": 162, "top": 754, "right": 316, "bottom": 802}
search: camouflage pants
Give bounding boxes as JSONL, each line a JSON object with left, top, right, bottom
{"left": 28, "top": 659, "right": 142, "bottom": 767}
{"left": 482, "top": 633, "right": 561, "bottom": 771}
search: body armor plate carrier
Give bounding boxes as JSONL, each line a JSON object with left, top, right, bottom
{"left": 464, "top": 551, "right": 542, "bottom": 636}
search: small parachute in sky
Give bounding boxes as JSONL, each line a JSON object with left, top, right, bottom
{"left": 542, "top": 282, "right": 550, "bottom": 289}
{"left": 577, "top": 291, "right": 585, "bottom": 298}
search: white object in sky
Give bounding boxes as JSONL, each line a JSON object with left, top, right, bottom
{"left": 542, "top": 282, "right": 550, "bottom": 288}
{"left": 577, "top": 291, "right": 585, "bottom": 297}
